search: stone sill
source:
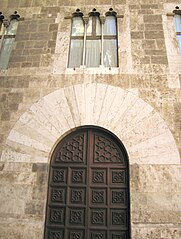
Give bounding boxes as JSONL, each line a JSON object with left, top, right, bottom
{"left": 65, "top": 66, "right": 120, "bottom": 75}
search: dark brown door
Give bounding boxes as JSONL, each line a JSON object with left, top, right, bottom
{"left": 44, "top": 127, "right": 130, "bottom": 239}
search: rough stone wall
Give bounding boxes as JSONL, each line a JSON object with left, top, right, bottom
{"left": 0, "top": 0, "right": 181, "bottom": 239}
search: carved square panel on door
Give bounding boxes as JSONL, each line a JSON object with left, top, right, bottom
{"left": 111, "top": 209, "right": 127, "bottom": 227}
{"left": 91, "top": 169, "right": 107, "bottom": 184}
{"left": 70, "top": 187, "right": 86, "bottom": 205}
{"left": 45, "top": 229, "right": 64, "bottom": 239}
{"left": 110, "top": 189, "right": 126, "bottom": 206}
{"left": 90, "top": 209, "right": 107, "bottom": 226}
{"left": 90, "top": 230, "right": 107, "bottom": 239}
{"left": 68, "top": 208, "right": 85, "bottom": 226}
{"left": 51, "top": 168, "right": 67, "bottom": 185}
{"left": 68, "top": 230, "right": 85, "bottom": 239}
{"left": 71, "top": 168, "right": 86, "bottom": 184}
{"left": 91, "top": 188, "right": 107, "bottom": 205}
{"left": 48, "top": 207, "right": 65, "bottom": 226}
{"left": 110, "top": 231, "right": 127, "bottom": 239}
{"left": 111, "top": 169, "right": 126, "bottom": 185}
{"left": 50, "top": 187, "right": 66, "bottom": 204}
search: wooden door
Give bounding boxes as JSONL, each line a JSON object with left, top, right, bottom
{"left": 44, "top": 127, "right": 130, "bottom": 239}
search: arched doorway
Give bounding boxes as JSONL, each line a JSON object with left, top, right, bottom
{"left": 44, "top": 126, "right": 131, "bottom": 239}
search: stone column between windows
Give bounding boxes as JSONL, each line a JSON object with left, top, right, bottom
{"left": 100, "top": 16, "right": 105, "bottom": 66}
{"left": 83, "top": 16, "right": 88, "bottom": 67}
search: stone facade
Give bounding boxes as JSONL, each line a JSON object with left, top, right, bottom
{"left": 0, "top": 0, "right": 181, "bottom": 238}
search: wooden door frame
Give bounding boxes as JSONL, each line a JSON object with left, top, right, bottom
{"left": 44, "top": 125, "right": 131, "bottom": 239}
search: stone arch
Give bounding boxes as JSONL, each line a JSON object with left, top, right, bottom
{"left": 0, "top": 83, "right": 180, "bottom": 165}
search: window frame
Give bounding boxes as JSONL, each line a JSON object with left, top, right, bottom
{"left": 103, "top": 10, "right": 118, "bottom": 67}
{"left": 0, "top": 12, "right": 5, "bottom": 44}
{"left": 173, "top": 6, "right": 181, "bottom": 55}
{"left": 68, "top": 8, "right": 119, "bottom": 69}
{"left": 0, "top": 11, "right": 20, "bottom": 70}
{"left": 68, "top": 9, "right": 85, "bottom": 68}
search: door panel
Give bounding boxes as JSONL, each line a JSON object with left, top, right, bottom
{"left": 44, "top": 127, "right": 130, "bottom": 239}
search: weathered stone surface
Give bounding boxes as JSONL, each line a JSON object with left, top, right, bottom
{"left": 143, "top": 14, "right": 162, "bottom": 23}
{"left": 25, "top": 200, "right": 44, "bottom": 215}
{"left": 145, "top": 30, "right": 164, "bottom": 39}
{"left": 141, "top": 4, "right": 159, "bottom": 9}
{"left": 1, "top": 111, "right": 11, "bottom": 121}
{"left": 0, "top": 222, "right": 43, "bottom": 239}
{"left": 131, "top": 31, "right": 144, "bottom": 39}
{"left": 7, "top": 0, "right": 20, "bottom": 8}
{"left": 132, "top": 226, "right": 181, "bottom": 239}
{"left": 0, "top": 172, "right": 36, "bottom": 185}
{"left": 0, "top": 163, "right": 4, "bottom": 171}
{"left": 36, "top": 172, "right": 48, "bottom": 185}
{"left": 145, "top": 23, "right": 163, "bottom": 30}
{"left": 0, "top": 2, "right": 180, "bottom": 239}
{"left": 32, "top": 185, "right": 47, "bottom": 200}
{"left": 151, "top": 55, "right": 168, "bottom": 64}
{"left": 3, "top": 162, "right": 32, "bottom": 172}
{"left": 32, "top": 163, "right": 48, "bottom": 172}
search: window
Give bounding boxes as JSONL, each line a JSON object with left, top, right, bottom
{"left": 68, "top": 10, "right": 84, "bottom": 68}
{"left": 0, "top": 11, "right": 20, "bottom": 70}
{"left": 0, "top": 12, "right": 4, "bottom": 32}
{"left": 173, "top": 6, "right": 181, "bottom": 54}
{"left": 0, "top": 12, "right": 5, "bottom": 47}
{"left": 103, "top": 11, "right": 118, "bottom": 67}
{"left": 85, "top": 9, "right": 102, "bottom": 67}
{"left": 68, "top": 8, "right": 118, "bottom": 68}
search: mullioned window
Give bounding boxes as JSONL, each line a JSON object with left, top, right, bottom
{"left": 68, "top": 8, "right": 118, "bottom": 68}
{"left": 173, "top": 6, "right": 181, "bottom": 55}
{"left": 0, "top": 11, "right": 20, "bottom": 70}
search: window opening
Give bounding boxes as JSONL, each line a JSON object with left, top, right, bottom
{"left": 68, "top": 8, "right": 118, "bottom": 68}
{"left": 0, "top": 12, "right": 5, "bottom": 49}
{"left": 0, "top": 11, "right": 20, "bottom": 70}
{"left": 103, "top": 8, "right": 118, "bottom": 67}
{"left": 0, "top": 12, "right": 4, "bottom": 32}
{"left": 173, "top": 6, "right": 181, "bottom": 54}
{"left": 68, "top": 9, "right": 84, "bottom": 68}
{"left": 85, "top": 9, "right": 101, "bottom": 67}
